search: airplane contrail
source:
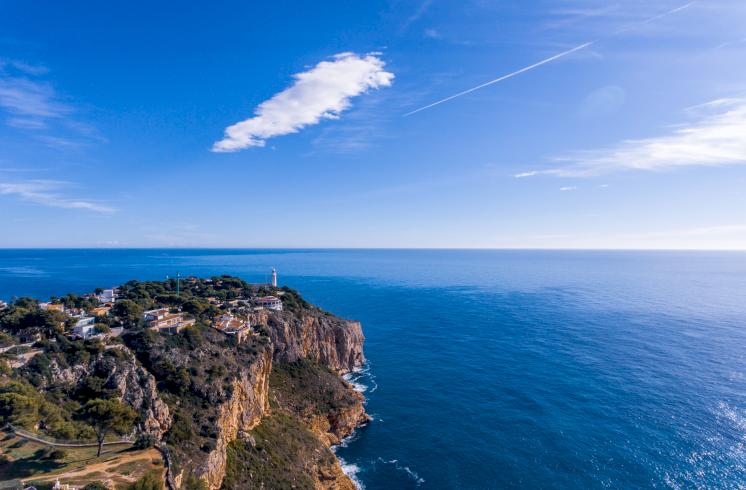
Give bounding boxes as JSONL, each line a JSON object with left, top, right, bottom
{"left": 403, "top": 41, "right": 595, "bottom": 116}
{"left": 403, "top": 2, "right": 696, "bottom": 117}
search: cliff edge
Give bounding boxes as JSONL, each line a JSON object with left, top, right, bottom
{"left": 0, "top": 276, "right": 368, "bottom": 490}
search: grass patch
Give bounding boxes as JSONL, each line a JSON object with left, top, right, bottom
{"left": 222, "top": 413, "right": 336, "bottom": 490}
{"left": 0, "top": 431, "right": 134, "bottom": 481}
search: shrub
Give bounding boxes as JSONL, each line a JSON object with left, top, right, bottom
{"left": 129, "top": 470, "right": 163, "bottom": 490}
{"left": 47, "top": 449, "right": 67, "bottom": 460}
{"left": 165, "top": 412, "right": 193, "bottom": 444}
{"left": 182, "top": 326, "right": 202, "bottom": 349}
{"left": 183, "top": 474, "right": 207, "bottom": 490}
{"left": 83, "top": 482, "right": 110, "bottom": 490}
{"left": 134, "top": 433, "right": 156, "bottom": 450}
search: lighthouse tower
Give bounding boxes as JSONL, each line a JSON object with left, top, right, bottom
{"left": 271, "top": 268, "right": 278, "bottom": 288}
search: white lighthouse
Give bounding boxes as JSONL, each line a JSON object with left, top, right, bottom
{"left": 271, "top": 268, "right": 278, "bottom": 288}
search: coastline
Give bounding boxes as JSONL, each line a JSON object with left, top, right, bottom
{"left": 337, "top": 365, "right": 373, "bottom": 489}
{"left": 0, "top": 275, "right": 371, "bottom": 489}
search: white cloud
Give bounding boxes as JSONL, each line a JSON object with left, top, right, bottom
{"left": 559, "top": 186, "right": 578, "bottom": 191}
{"left": 514, "top": 171, "right": 540, "bottom": 178}
{"left": 212, "top": 53, "right": 394, "bottom": 152}
{"left": 552, "top": 97, "right": 746, "bottom": 176}
{"left": 0, "top": 180, "right": 114, "bottom": 213}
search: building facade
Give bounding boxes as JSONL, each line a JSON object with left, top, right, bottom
{"left": 256, "top": 296, "right": 283, "bottom": 311}
{"left": 143, "top": 308, "right": 195, "bottom": 334}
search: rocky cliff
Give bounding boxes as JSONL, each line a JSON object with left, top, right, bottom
{"left": 253, "top": 309, "right": 365, "bottom": 374}
{"left": 188, "top": 308, "right": 368, "bottom": 490}
{"left": 214, "top": 309, "right": 368, "bottom": 490}
{"left": 46, "top": 345, "right": 172, "bottom": 440}
{"left": 191, "top": 346, "right": 272, "bottom": 489}
{"left": 1, "top": 278, "right": 367, "bottom": 490}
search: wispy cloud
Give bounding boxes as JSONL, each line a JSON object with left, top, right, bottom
{"left": 514, "top": 171, "right": 540, "bottom": 178}
{"left": 0, "top": 58, "right": 49, "bottom": 76}
{"left": 0, "top": 59, "right": 102, "bottom": 146}
{"left": 0, "top": 77, "right": 70, "bottom": 122}
{"left": 0, "top": 180, "right": 114, "bottom": 213}
{"left": 715, "top": 36, "right": 746, "bottom": 50}
{"left": 559, "top": 186, "right": 578, "bottom": 191}
{"left": 549, "top": 97, "right": 746, "bottom": 176}
{"left": 212, "top": 52, "right": 394, "bottom": 152}
{"left": 402, "top": 0, "right": 434, "bottom": 30}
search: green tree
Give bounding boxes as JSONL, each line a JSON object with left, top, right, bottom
{"left": 0, "top": 359, "right": 10, "bottom": 376}
{"left": 79, "top": 398, "right": 137, "bottom": 457}
{"left": 112, "top": 300, "right": 144, "bottom": 328}
{"left": 0, "top": 332, "right": 14, "bottom": 347}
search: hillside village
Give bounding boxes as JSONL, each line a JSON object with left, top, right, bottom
{"left": 0, "top": 273, "right": 286, "bottom": 368}
{"left": 0, "top": 272, "right": 367, "bottom": 490}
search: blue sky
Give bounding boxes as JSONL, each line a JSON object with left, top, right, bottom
{"left": 1, "top": 0, "right": 746, "bottom": 248}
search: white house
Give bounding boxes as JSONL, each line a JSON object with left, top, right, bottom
{"left": 96, "top": 288, "right": 117, "bottom": 304}
{"left": 256, "top": 296, "right": 283, "bottom": 311}
{"left": 0, "top": 300, "right": 8, "bottom": 310}
{"left": 72, "top": 317, "right": 96, "bottom": 339}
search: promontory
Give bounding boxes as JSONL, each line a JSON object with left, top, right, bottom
{"left": 0, "top": 275, "right": 369, "bottom": 489}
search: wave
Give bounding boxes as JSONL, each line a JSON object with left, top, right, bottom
{"left": 375, "top": 457, "right": 425, "bottom": 486}
{"left": 338, "top": 456, "right": 365, "bottom": 490}
{"left": 334, "top": 429, "right": 362, "bottom": 450}
{"left": 0, "top": 266, "right": 47, "bottom": 277}
{"left": 345, "top": 376, "right": 368, "bottom": 393}
{"left": 344, "top": 362, "right": 378, "bottom": 394}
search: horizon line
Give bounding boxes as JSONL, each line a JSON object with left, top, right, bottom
{"left": 0, "top": 246, "right": 745, "bottom": 252}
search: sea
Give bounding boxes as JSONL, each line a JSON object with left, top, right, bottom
{"left": 1, "top": 249, "right": 746, "bottom": 489}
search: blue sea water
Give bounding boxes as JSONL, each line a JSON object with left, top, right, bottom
{"left": 1, "top": 249, "right": 746, "bottom": 489}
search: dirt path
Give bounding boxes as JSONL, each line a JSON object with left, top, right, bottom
{"left": 31, "top": 448, "right": 162, "bottom": 485}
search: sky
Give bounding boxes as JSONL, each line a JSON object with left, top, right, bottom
{"left": 1, "top": 0, "right": 746, "bottom": 249}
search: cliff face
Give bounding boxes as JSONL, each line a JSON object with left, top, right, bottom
{"left": 188, "top": 310, "right": 367, "bottom": 490}
{"left": 212, "top": 309, "right": 368, "bottom": 490}
{"left": 309, "top": 389, "right": 369, "bottom": 447}
{"left": 96, "top": 349, "right": 172, "bottom": 440}
{"left": 49, "top": 346, "right": 172, "bottom": 439}
{"left": 193, "top": 346, "right": 272, "bottom": 490}
{"left": 2, "top": 278, "right": 367, "bottom": 490}
{"left": 258, "top": 310, "right": 365, "bottom": 374}
{"left": 317, "top": 462, "right": 358, "bottom": 490}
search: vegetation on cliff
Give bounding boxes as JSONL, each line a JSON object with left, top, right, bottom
{"left": 270, "top": 360, "right": 361, "bottom": 421}
{"left": 223, "top": 413, "right": 337, "bottom": 490}
{"left": 0, "top": 275, "right": 366, "bottom": 489}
